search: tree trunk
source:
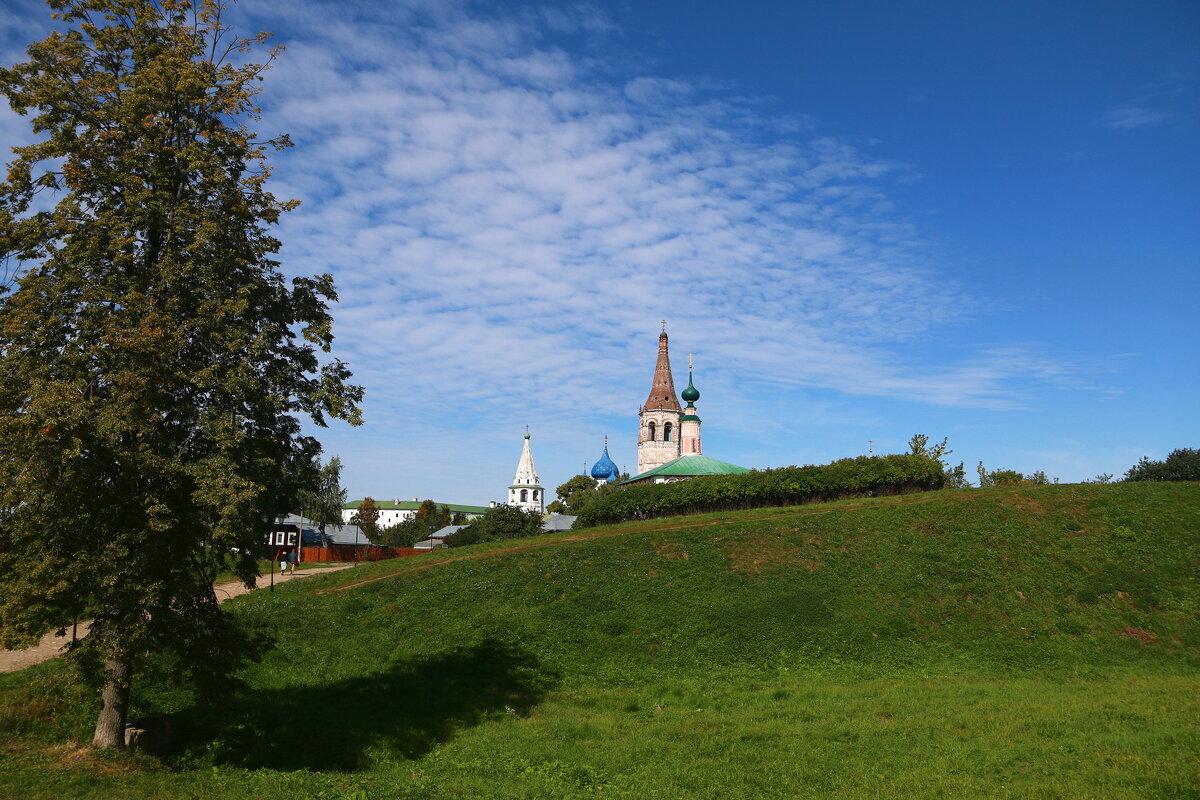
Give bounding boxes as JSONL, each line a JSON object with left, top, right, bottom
{"left": 92, "top": 653, "right": 132, "bottom": 749}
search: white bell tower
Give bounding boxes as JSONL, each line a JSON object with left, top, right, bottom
{"left": 508, "top": 428, "right": 544, "bottom": 513}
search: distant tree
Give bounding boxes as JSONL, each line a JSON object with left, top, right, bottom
{"left": 552, "top": 473, "right": 620, "bottom": 514}
{"left": 555, "top": 474, "right": 597, "bottom": 507}
{"left": 1024, "top": 470, "right": 1058, "bottom": 486}
{"left": 446, "top": 504, "right": 542, "bottom": 548}
{"left": 378, "top": 519, "right": 423, "bottom": 548}
{"left": 1124, "top": 448, "right": 1200, "bottom": 482}
{"left": 908, "top": 434, "right": 951, "bottom": 462}
{"left": 989, "top": 470, "right": 1025, "bottom": 486}
{"left": 909, "top": 434, "right": 968, "bottom": 488}
{"left": 977, "top": 462, "right": 994, "bottom": 488}
{"left": 297, "top": 456, "right": 347, "bottom": 535}
{"left": 482, "top": 504, "right": 544, "bottom": 540}
{"left": 1084, "top": 472, "right": 1114, "bottom": 485}
{"left": 975, "top": 463, "right": 1057, "bottom": 487}
{"left": 446, "top": 524, "right": 484, "bottom": 548}
{"left": 0, "top": 0, "right": 362, "bottom": 749}
{"left": 415, "top": 500, "right": 453, "bottom": 531}
{"left": 379, "top": 500, "right": 452, "bottom": 547}
{"left": 944, "top": 462, "right": 970, "bottom": 489}
{"left": 350, "top": 497, "right": 381, "bottom": 543}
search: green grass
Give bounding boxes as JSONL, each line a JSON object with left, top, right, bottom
{"left": 212, "top": 558, "right": 344, "bottom": 586}
{"left": 2, "top": 483, "right": 1198, "bottom": 798}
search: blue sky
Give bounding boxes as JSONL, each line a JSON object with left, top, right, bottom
{"left": 2, "top": 0, "right": 1197, "bottom": 504}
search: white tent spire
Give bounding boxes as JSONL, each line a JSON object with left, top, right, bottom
{"left": 508, "top": 429, "right": 543, "bottom": 512}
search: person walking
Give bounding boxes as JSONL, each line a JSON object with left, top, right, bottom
{"left": 279, "top": 549, "right": 289, "bottom": 575}
{"left": 287, "top": 547, "right": 299, "bottom": 573}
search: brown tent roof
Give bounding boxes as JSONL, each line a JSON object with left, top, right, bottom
{"left": 642, "top": 332, "right": 682, "bottom": 412}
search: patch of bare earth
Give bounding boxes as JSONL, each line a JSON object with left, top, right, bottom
{"left": 999, "top": 494, "right": 1054, "bottom": 514}
{"left": 725, "top": 534, "right": 816, "bottom": 575}
{"left": 656, "top": 543, "right": 690, "bottom": 560}
{"left": 1118, "top": 626, "right": 1159, "bottom": 646}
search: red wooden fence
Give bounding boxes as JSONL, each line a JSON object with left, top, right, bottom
{"left": 299, "top": 545, "right": 422, "bottom": 563}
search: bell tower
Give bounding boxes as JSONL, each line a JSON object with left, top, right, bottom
{"left": 508, "top": 428, "right": 544, "bottom": 513}
{"left": 637, "top": 323, "right": 683, "bottom": 475}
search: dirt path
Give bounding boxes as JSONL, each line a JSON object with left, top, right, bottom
{"left": 0, "top": 564, "right": 354, "bottom": 674}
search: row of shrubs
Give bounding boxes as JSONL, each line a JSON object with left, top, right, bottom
{"left": 574, "top": 454, "right": 946, "bottom": 528}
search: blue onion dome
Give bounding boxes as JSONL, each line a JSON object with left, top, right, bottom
{"left": 681, "top": 371, "right": 700, "bottom": 403}
{"left": 590, "top": 439, "right": 619, "bottom": 482}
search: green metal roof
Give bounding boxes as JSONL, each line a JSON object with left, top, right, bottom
{"left": 622, "top": 454, "right": 750, "bottom": 483}
{"left": 343, "top": 500, "right": 490, "bottom": 515}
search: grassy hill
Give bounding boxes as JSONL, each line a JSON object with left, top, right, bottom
{"left": 2, "top": 483, "right": 1198, "bottom": 799}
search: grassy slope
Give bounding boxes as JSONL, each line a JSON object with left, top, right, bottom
{"left": 1, "top": 483, "right": 1198, "bottom": 799}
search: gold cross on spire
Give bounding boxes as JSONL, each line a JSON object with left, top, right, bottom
{"left": 688, "top": 353, "right": 695, "bottom": 370}
{"left": 661, "top": 319, "right": 667, "bottom": 333}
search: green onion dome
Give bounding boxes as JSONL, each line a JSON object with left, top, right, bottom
{"left": 681, "top": 371, "right": 700, "bottom": 403}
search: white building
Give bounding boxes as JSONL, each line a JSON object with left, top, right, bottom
{"left": 340, "top": 499, "right": 489, "bottom": 526}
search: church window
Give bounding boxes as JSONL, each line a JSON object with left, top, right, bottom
{"left": 647, "top": 421, "right": 656, "bottom": 441}
{"left": 520, "top": 489, "right": 528, "bottom": 502}
{"left": 663, "top": 422, "right": 673, "bottom": 441}
{"left": 533, "top": 490, "right": 539, "bottom": 500}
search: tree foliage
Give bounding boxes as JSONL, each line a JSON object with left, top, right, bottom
{"left": 446, "top": 504, "right": 543, "bottom": 548}
{"left": 1124, "top": 448, "right": 1200, "bottom": 483}
{"left": 0, "top": 0, "right": 361, "bottom": 749}
{"left": 909, "top": 433, "right": 968, "bottom": 488}
{"left": 296, "top": 455, "right": 347, "bottom": 534}
{"left": 989, "top": 469, "right": 1025, "bottom": 486}
{"left": 550, "top": 473, "right": 619, "bottom": 515}
{"left": 349, "top": 497, "right": 381, "bottom": 543}
{"left": 379, "top": 499, "right": 453, "bottom": 547}
{"left": 907, "top": 434, "right": 950, "bottom": 462}
{"left": 976, "top": 462, "right": 1057, "bottom": 487}
{"left": 576, "top": 454, "right": 946, "bottom": 528}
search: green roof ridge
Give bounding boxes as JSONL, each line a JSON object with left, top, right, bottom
{"left": 623, "top": 454, "right": 750, "bottom": 483}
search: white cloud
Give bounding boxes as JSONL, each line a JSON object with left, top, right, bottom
{"left": 236, "top": 0, "right": 1102, "bottom": 434}
{"left": 1099, "top": 105, "right": 1171, "bottom": 130}
{"left": 0, "top": 0, "right": 1111, "bottom": 497}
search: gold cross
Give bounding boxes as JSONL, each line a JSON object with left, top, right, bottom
{"left": 688, "top": 353, "right": 695, "bottom": 370}
{"left": 661, "top": 319, "right": 667, "bottom": 333}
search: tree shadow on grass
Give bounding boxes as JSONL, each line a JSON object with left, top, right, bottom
{"left": 180, "top": 638, "right": 556, "bottom": 772}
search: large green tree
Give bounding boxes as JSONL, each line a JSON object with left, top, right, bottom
{"left": 0, "top": 0, "right": 361, "bottom": 749}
